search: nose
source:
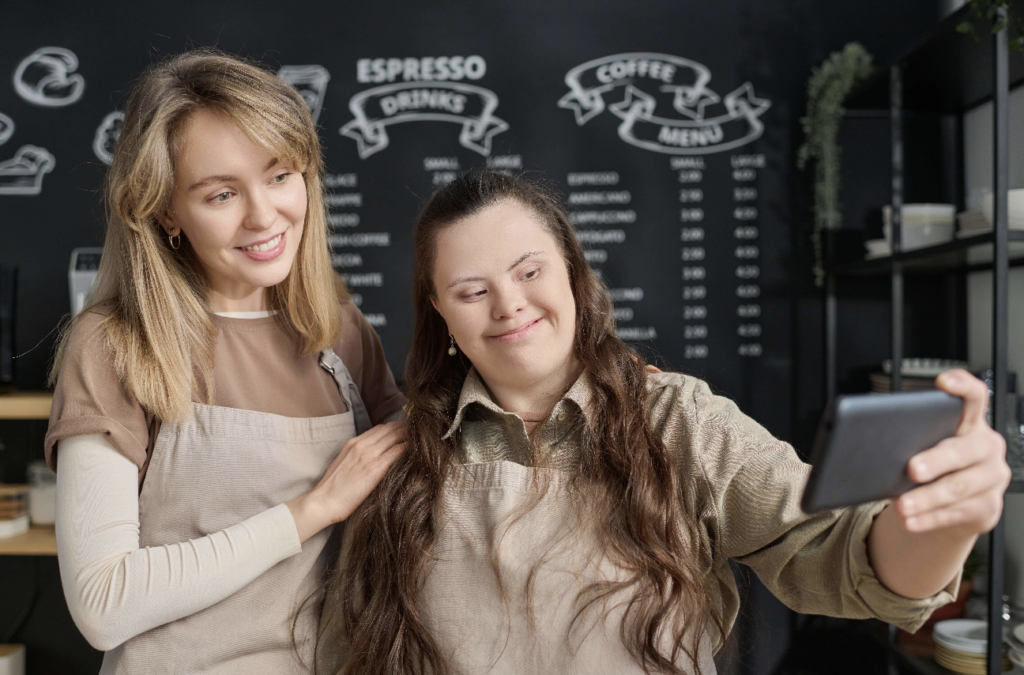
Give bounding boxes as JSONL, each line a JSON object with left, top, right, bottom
{"left": 243, "top": 186, "right": 277, "bottom": 231}
{"left": 491, "top": 283, "right": 527, "bottom": 320}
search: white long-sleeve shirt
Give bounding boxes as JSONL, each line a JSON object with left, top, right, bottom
{"left": 55, "top": 434, "right": 302, "bottom": 651}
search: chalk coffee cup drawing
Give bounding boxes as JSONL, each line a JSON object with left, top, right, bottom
{"left": 0, "top": 145, "right": 56, "bottom": 196}
{"left": 0, "top": 113, "right": 13, "bottom": 146}
{"left": 13, "top": 46, "right": 86, "bottom": 107}
{"left": 278, "top": 65, "right": 331, "bottom": 122}
{"left": 93, "top": 111, "right": 124, "bottom": 165}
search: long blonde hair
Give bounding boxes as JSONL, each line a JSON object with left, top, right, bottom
{"left": 49, "top": 49, "right": 346, "bottom": 421}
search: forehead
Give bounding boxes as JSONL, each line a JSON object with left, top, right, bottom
{"left": 174, "top": 108, "right": 280, "bottom": 177}
{"left": 433, "top": 201, "right": 557, "bottom": 275}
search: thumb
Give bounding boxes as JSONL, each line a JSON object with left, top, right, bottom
{"left": 935, "top": 369, "right": 988, "bottom": 434}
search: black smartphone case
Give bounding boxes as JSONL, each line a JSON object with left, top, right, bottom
{"left": 801, "top": 390, "right": 963, "bottom": 513}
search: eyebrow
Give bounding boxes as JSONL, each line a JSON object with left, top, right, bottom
{"left": 186, "top": 157, "right": 280, "bottom": 192}
{"left": 445, "top": 250, "right": 544, "bottom": 290}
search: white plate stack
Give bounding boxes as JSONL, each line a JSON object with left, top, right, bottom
{"left": 1009, "top": 624, "right": 1024, "bottom": 672}
{"left": 933, "top": 620, "right": 1011, "bottom": 674}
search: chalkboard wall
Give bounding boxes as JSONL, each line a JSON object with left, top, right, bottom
{"left": 0, "top": 2, "right": 943, "bottom": 672}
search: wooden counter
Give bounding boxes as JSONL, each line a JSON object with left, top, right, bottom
{"left": 0, "top": 525, "right": 57, "bottom": 556}
{"left": 0, "top": 392, "right": 53, "bottom": 420}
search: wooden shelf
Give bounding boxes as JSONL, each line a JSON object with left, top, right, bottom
{"left": 0, "top": 392, "right": 53, "bottom": 420}
{"left": 0, "top": 525, "right": 56, "bottom": 556}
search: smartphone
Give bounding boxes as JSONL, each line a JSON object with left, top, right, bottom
{"left": 800, "top": 390, "right": 963, "bottom": 513}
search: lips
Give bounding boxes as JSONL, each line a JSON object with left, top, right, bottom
{"left": 236, "top": 231, "right": 287, "bottom": 261}
{"left": 489, "top": 317, "right": 543, "bottom": 342}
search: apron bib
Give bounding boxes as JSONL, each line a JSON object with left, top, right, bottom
{"left": 101, "top": 349, "right": 370, "bottom": 675}
{"left": 319, "top": 460, "right": 715, "bottom": 675}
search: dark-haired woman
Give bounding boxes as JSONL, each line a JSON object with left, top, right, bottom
{"left": 318, "top": 170, "right": 1009, "bottom": 675}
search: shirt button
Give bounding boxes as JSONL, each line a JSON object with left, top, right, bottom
{"left": 557, "top": 411, "right": 567, "bottom": 421}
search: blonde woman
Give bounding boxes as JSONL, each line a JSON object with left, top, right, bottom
{"left": 44, "top": 50, "right": 406, "bottom": 673}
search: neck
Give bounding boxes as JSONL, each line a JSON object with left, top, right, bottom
{"left": 481, "top": 357, "right": 583, "bottom": 416}
{"left": 206, "top": 285, "right": 268, "bottom": 313}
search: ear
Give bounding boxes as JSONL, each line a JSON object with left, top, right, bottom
{"left": 155, "top": 208, "right": 178, "bottom": 236}
{"left": 430, "top": 296, "right": 442, "bottom": 316}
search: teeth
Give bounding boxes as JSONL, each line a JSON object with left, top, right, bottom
{"left": 241, "top": 234, "right": 282, "bottom": 252}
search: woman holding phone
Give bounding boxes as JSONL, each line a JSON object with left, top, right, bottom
{"left": 45, "top": 50, "right": 406, "bottom": 673}
{"left": 318, "top": 169, "right": 1010, "bottom": 675}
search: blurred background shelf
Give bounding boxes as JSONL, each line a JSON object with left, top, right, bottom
{"left": 0, "top": 526, "right": 56, "bottom": 556}
{"left": 0, "top": 393, "right": 53, "bottom": 420}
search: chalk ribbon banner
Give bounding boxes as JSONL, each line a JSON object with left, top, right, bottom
{"left": 341, "top": 81, "right": 508, "bottom": 159}
{"left": 559, "top": 52, "right": 770, "bottom": 155}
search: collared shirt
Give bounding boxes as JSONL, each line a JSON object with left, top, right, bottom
{"left": 442, "top": 367, "right": 957, "bottom": 636}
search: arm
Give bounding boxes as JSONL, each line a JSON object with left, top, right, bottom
{"left": 656, "top": 374, "right": 958, "bottom": 632}
{"left": 59, "top": 423, "right": 406, "bottom": 650}
{"left": 867, "top": 370, "right": 1010, "bottom": 599}
{"left": 57, "top": 434, "right": 301, "bottom": 651}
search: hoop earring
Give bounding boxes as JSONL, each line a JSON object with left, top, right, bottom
{"left": 448, "top": 334, "right": 457, "bottom": 356}
{"left": 168, "top": 233, "right": 181, "bottom": 250}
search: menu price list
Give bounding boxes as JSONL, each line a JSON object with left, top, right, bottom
{"left": 565, "top": 151, "right": 766, "bottom": 368}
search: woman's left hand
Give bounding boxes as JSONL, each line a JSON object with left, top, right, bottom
{"left": 892, "top": 369, "right": 1011, "bottom": 536}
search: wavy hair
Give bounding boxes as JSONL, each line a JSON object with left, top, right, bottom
{"left": 49, "top": 49, "right": 345, "bottom": 420}
{"left": 327, "top": 169, "right": 722, "bottom": 674}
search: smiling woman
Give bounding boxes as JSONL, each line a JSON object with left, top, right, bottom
{"left": 318, "top": 169, "right": 1008, "bottom": 675}
{"left": 42, "top": 50, "right": 407, "bottom": 674}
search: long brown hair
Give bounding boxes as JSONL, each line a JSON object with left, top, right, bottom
{"left": 329, "top": 169, "right": 722, "bottom": 674}
{"left": 49, "top": 49, "right": 345, "bottom": 420}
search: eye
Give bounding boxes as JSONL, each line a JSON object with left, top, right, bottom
{"left": 459, "top": 288, "right": 487, "bottom": 302}
{"left": 520, "top": 267, "right": 541, "bottom": 281}
{"left": 211, "top": 191, "right": 232, "bottom": 203}
{"left": 272, "top": 172, "right": 292, "bottom": 184}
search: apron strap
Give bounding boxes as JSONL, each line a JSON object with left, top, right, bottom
{"left": 319, "top": 348, "right": 373, "bottom": 435}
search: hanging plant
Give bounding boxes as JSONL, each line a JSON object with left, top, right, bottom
{"left": 797, "top": 43, "right": 874, "bottom": 287}
{"left": 957, "top": 0, "right": 1024, "bottom": 54}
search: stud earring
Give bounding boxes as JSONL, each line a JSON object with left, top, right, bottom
{"left": 448, "top": 334, "right": 457, "bottom": 356}
{"left": 168, "top": 231, "right": 181, "bottom": 250}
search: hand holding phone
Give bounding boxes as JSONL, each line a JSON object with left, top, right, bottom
{"left": 893, "top": 370, "right": 1010, "bottom": 536}
{"left": 802, "top": 370, "right": 1009, "bottom": 538}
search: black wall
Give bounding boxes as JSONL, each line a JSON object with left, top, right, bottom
{"left": 0, "top": 1, "right": 943, "bottom": 673}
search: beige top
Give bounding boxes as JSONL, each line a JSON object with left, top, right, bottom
{"left": 44, "top": 301, "right": 405, "bottom": 482}
{"left": 318, "top": 368, "right": 956, "bottom": 675}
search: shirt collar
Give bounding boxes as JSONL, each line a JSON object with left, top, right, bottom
{"left": 442, "top": 366, "right": 595, "bottom": 440}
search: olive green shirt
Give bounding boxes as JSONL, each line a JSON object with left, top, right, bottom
{"left": 444, "top": 368, "right": 957, "bottom": 636}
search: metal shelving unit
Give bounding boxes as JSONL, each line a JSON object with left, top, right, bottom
{"left": 825, "top": 6, "right": 1023, "bottom": 675}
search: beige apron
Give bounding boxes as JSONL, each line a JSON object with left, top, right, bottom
{"left": 101, "top": 349, "right": 370, "bottom": 675}
{"left": 320, "top": 460, "right": 715, "bottom": 674}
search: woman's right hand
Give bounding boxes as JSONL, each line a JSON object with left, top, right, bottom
{"left": 286, "top": 421, "right": 407, "bottom": 543}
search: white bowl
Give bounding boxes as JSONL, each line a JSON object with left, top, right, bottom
{"left": 883, "top": 203, "right": 956, "bottom": 227}
{"left": 933, "top": 619, "right": 989, "bottom": 654}
{"left": 883, "top": 220, "right": 954, "bottom": 250}
{"left": 981, "top": 189, "right": 1024, "bottom": 229}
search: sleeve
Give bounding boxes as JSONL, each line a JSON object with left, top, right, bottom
{"left": 660, "top": 375, "right": 957, "bottom": 633}
{"left": 334, "top": 302, "right": 406, "bottom": 424}
{"left": 55, "top": 434, "right": 302, "bottom": 652}
{"left": 44, "top": 310, "right": 152, "bottom": 472}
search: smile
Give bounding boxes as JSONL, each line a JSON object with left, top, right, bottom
{"left": 237, "top": 232, "right": 287, "bottom": 261}
{"left": 489, "top": 317, "right": 543, "bottom": 342}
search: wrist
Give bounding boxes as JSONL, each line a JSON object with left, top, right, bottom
{"left": 286, "top": 493, "right": 329, "bottom": 544}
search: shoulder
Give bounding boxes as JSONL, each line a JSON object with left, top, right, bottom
{"left": 63, "top": 306, "right": 117, "bottom": 367}
{"left": 644, "top": 371, "right": 714, "bottom": 422}
{"left": 333, "top": 300, "right": 374, "bottom": 349}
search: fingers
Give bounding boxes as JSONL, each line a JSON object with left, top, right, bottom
{"left": 898, "top": 492, "right": 1003, "bottom": 534}
{"left": 935, "top": 369, "right": 989, "bottom": 433}
{"left": 899, "top": 459, "right": 1001, "bottom": 517}
{"left": 644, "top": 365, "right": 663, "bottom": 374}
{"left": 337, "top": 421, "right": 405, "bottom": 460}
{"left": 906, "top": 435, "right": 991, "bottom": 484}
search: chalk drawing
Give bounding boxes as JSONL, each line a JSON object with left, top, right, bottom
{"left": 93, "top": 111, "right": 124, "bottom": 164}
{"left": 0, "top": 113, "right": 13, "bottom": 146}
{"left": 559, "top": 53, "right": 770, "bottom": 155}
{"left": 340, "top": 81, "right": 507, "bottom": 159}
{"left": 0, "top": 145, "right": 55, "bottom": 195}
{"left": 13, "top": 47, "right": 86, "bottom": 107}
{"left": 278, "top": 65, "right": 330, "bottom": 122}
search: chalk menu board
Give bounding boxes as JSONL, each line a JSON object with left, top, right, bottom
{"left": 0, "top": 0, "right": 793, "bottom": 417}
